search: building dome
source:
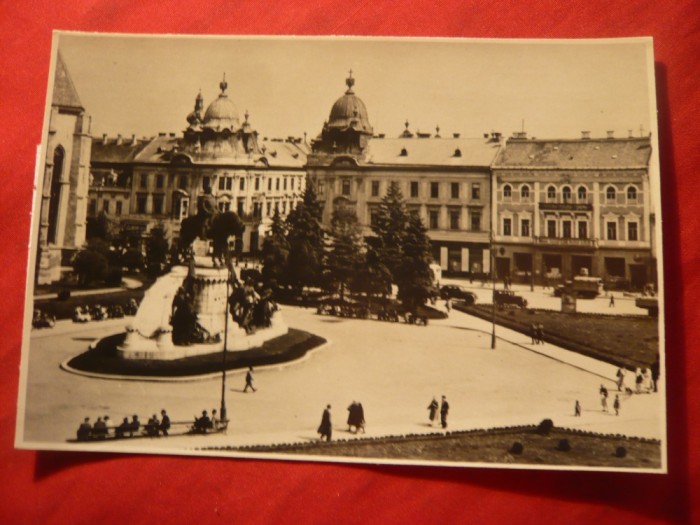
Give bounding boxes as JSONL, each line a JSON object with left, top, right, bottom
{"left": 203, "top": 76, "right": 240, "bottom": 131}
{"left": 327, "top": 72, "right": 372, "bottom": 134}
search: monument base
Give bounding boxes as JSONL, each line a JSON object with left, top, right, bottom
{"left": 116, "top": 263, "right": 288, "bottom": 361}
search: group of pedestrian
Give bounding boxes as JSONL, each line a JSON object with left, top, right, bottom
{"left": 76, "top": 410, "right": 170, "bottom": 441}
{"left": 616, "top": 366, "right": 657, "bottom": 394}
{"left": 530, "top": 323, "right": 545, "bottom": 345}
{"left": 427, "top": 396, "right": 450, "bottom": 429}
{"left": 598, "top": 384, "right": 622, "bottom": 416}
{"left": 317, "top": 395, "right": 452, "bottom": 442}
{"left": 192, "top": 409, "right": 222, "bottom": 433}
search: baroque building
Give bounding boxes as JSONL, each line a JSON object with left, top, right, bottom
{"left": 37, "top": 52, "right": 92, "bottom": 284}
{"left": 491, "top": 131, "right": 655, "bottom": 288}
{"left": 306, "top": 73, "right": 502, "bottom": 276}
{"left": 89, "top": 76, "right": 308, "bottom": 253}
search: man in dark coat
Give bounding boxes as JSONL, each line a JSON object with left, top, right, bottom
{"left": 159, "top": 409, "right": 171, "bottom": 436}
{"left": 77, "top": 417, "right": 92, "bottom": 441}
{"left": 440, "top": 396, "right": 450, "bottom": 429}
{"left": 318, "top": 405, "right": 332, "bottom": 441}
{"left": 244, "top": 366, "right": 257, "bottom": 393}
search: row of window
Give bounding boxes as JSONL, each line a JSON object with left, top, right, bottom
{"left": 369, "top": 208, "right": 482, "bottom": 232}
{"left": 500, "top": 184, "right": 640, "bottom": 203}
{"left": 136, "top": 173, "right": 304, "bottom": 194}
{"left": 501, "top": 217, "right": 639, "bottom": 241}
{"left": 363, "top": 180, "right": 482, "bottom": 200}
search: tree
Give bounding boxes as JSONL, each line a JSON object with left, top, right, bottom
{"left": 261, "top": 208, "right": 289, "bottom": 287}
{"left": 285, "top": 179, "right": 324, "bottom": 291}
{"left": 370, "top": 183, "right": 434, "bottom": 309}
{"left": 324, "top": 207, "right": 364, "bottom": 300}
{"left": 371, "top": 182, "right": 409, "bottom": 279}
{"left": 396, "top": 213, "right": 434, "bottom": 311}
{"left": 145, "top": 225, "right": 170, "bottom": 277}
{"left": 86, "top": 211, "right": 119, "bottom": 242}
{"left": 351, "top": 244, "right": 392, "bottom": 301}
{"left": 73, "top": 244, "right": 109, "bottom": 286}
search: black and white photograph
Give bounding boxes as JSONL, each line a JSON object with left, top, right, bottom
{"left": 17, "top": 32, "right": 665, "bottom": 472}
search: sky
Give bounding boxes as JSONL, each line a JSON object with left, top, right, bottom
{"left": 54, "top": 33, "right": 656, "bottom": 143}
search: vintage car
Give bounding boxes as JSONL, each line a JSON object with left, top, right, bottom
{"left": 493, "top": 289, "right": 528, "bottom": 309}
{"left": 439, "top": 285, "right": 477, "bottom": 305}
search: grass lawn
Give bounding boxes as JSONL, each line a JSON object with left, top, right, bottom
{"left": 456, "top": 304, "right": 658, "bottom": 369}
{"left": 229, "top": 426, "right": 661, "bottom": 469}
{"left": 66, "top": 328, "right": 326, "bottom": 377}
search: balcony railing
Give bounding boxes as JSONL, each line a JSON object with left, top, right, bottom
{"left": 534, "top": 236, "right": 598, "bottom": 248}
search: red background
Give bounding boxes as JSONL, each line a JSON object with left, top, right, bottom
{"left": 1, "top": 2, "right": 698, "bottom": 523}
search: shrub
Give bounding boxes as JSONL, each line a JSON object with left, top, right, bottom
{"left": 536, "top": 419, "right": 554, "bottom": 435}
{"left": 73, "top": 249, "right": 108, "bottom": 286}
{"left": 57, "top": 290, "right": 71, "bottom": 301}
{"left": 615, "top": 446, "right": 627, "bottom": 458}
{"left": 509, "top": 442, "right": 524, "bottom": 455}
{"left": 556, "top": 439, "right": 571, "bottom": 452}
{"left": 104, "top": 266, "right": 123, "bottom": 286}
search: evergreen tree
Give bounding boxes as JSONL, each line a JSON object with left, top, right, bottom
{"left": 352, "top": 244, "right": 392, "bottom": 301}
{"left": 285, "top": 179, "right": 324, "bottom": 291}
{"left": 325, "top": 207, "right": 364, "bottom": 300}
{"left": 396, "top": 213, "right": 434, "bottom": 310}
{"left": 261, "top": 208, "right": 289, "bottom": 287}
{"left": 371, "top": 182, "right": 408, "bottom": 278}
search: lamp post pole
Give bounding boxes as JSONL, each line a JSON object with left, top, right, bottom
{"left": 490, "top": 232, "right": 497, "bottom": 350}
{"left": 220, "top": 251, "right": 231, "bottom": 425}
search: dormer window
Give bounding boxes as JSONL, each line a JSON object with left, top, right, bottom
{"left": 400, "top": 148, "right": 408, "bottom": 157}
{"left": 454, "top": 148, "right": 462, "bottom": 157}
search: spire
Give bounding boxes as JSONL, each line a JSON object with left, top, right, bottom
{"left": 345, "top": 69, "right": 355, "bottom": 94}
{"left": 195, "top": 89, "right": 204, "bottom": 112}
{"left": 219, "top": 73, "right": 228, "bottom": 95}
{"left": 435, "top": 125, "right": 441, "bottom": 138}
{"left": 244, "top": 109, "right": 249, "bottom": 123}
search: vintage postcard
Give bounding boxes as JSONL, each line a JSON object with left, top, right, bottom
{"left": 17, "top": 32, "right": 666, "bottom": 472}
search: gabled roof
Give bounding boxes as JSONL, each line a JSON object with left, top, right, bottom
{"left": 493, "top": 137, "right": 652, "bottom": 170}
{"left": 52, "top": 52, "right": 83, "bottom": 110}
{"left": 364, "top": 137, "right": 501, "bottom": 168}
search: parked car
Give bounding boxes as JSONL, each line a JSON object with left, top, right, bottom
{"left": 494, "top": 289, "right": 528, "bottom": 309}
{"left": 440, "top": 285, "right": 477, "bottom": 305}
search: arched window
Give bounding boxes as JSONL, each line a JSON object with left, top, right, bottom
{"left": 606, "top": 186, "right": 617, "bottom": 202}
{"left": 520, "top": 185, "right": 530, "bottom": 200}
{"left": 562, "top": 186, "right": 572, "bottom": 203}
{"left": 47, "top": 146, "right": 65, "bottom": 244}
{"left": 547, "top": 185, "right": 556, "bottom": 201}
{"left": 627, "top": 186, "right": 638, "bottom": 202}
{"left": 503, "top": 184, "right": 512, "bottom": 199}
{"left": 578, "top": 186, "right": 587, "bottom": 202}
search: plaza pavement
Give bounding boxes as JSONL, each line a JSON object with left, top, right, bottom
{"left": 19, "top": 303, "right": 665, "bottom": 456}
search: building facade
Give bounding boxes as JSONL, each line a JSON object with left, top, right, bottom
{"left": 37, "top": 52, "right": 92, "bottom": 284}
{"left": 491, "top": 131, "right": 654, "bottom": 288}
{"left": 88, "top": 77, "right": 308, "bottom": 253}
{"left": 306, "top": 73, "right": 502, "bottom": 276}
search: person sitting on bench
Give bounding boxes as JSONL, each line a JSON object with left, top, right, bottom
{"left": 77, "top": 417, "right": 92, "bottom": 441}
{"left": 194, "top": 410, "right": 212, "bottom": 433}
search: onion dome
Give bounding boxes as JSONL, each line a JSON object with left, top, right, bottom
{"left": 203, "top": 75, "right": 240, "bottom": 131}
{"left": 327, "top": 71, "right": 372, "bottom": 134}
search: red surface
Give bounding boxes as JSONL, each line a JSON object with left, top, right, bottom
{"left": 0, "top": 2, "right": 698, "bottom": 523}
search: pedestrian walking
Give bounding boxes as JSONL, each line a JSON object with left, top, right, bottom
{"left": 440, "top": 395, "right": 450, "bottom": 429}
{"left": 243, "top": 366, "right": 257, "bottom": 393}
{"left": 445, "top": 297, "right": 452, "bottom": 314}
{"left": 536, "top": 323, "right": 544, "bottom": 345}
{"left": 347, "top": 401, "right": 365, "bottom": 433}
{"left": 600, "top": 385, "right": 609, "bottom": 412}
{"left": 530, "top": 323, "right": 537, "bottom": 345}
{"left": 635, "top": 368, "right": 643, "bottom": 394}
{"left": 609, "top": 294, "right": 615, "bottom": 307}
{"left": 651, "top": 355, "right": 660, "bottom": 393}
{"left": 616, "top": 367, "right": 626, "bottom": 391}
{"left": 574, "top": 400, "right": 581, "bottom": 417}
{"left": 317, "top": 404, "right": 332, "bottom": 442}
{"left": 427, "top": 397, "right": 439, "bottom": 426}
{"left": 159, "top": 409, "right": 171, "bottom": 436}
{"left": 613, "top": 395, "right": 621, "bottom": 416}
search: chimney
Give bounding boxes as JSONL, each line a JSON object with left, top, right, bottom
{"left": 512, "top": 131, "right": 527, "bottom": 140}
{"left": 453, "top": 133, "right": 461, "bottom": 139}
{"left": 131, "top": 134, "right": 137, "bottom": 144}
{"left": 581, "top": 131, "right": 591, "bottom": 140}
{"left": 116, "top": 134, "right": 123, "bottom": 145}
{"left": 102, "top": 133, "right": 108, "bottom": 145}
{"left": 628, "top": 129, "right": 634, "bottom": 138}
{"left": 606, "top": 130, "right": 614, "bottom": 139}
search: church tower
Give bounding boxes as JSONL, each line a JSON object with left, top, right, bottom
{"left": 37, "top": 51, "right": 92, "bottom": 284}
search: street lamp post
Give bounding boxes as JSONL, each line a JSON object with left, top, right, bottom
{"left": 220, "top": 252, "right": 231, "bottom": 425}
{"left": 490, "top": 233, "right": 497, "bottom": 350}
